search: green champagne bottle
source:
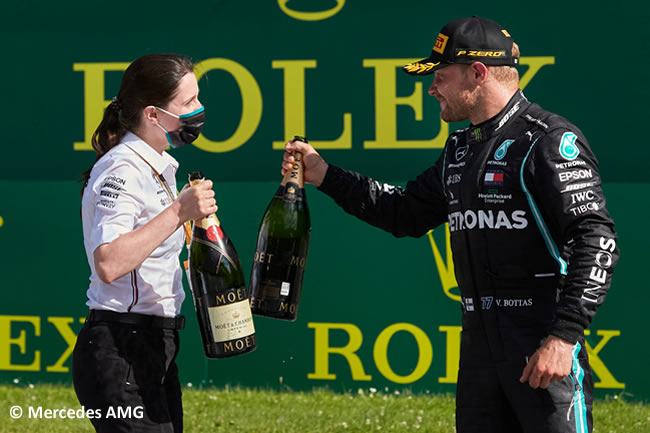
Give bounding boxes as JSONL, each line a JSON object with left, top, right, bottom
{"left": 187, "top": 172, "right": 256, "bottom": 358}
{"left": 249, "top": 136, "right": 311, "bottom": 321}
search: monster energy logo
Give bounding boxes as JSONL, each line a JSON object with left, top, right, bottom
{"left": 472, "top": 128, "right": 483, "bottom": 141}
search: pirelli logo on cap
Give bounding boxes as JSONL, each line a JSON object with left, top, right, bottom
{"left": 502, "top": 29, "right": 511, "bottom": 37}
{"left": 433, "top": 33, "right": 449, "bottom": 54}
{"left": 455, "top": 49, "right": 506, "bottom": 58}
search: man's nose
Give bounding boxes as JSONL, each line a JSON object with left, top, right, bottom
{"left": 428, "top": 80, "right": 437, "bottom": 97}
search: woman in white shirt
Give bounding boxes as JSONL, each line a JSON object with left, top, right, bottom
{"left": 73, "top": 53, "right": 214, "bottom": 433}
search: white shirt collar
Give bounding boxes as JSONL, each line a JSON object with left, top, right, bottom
{"left": 121, "top": 131, "right": 179, "bottom": 175}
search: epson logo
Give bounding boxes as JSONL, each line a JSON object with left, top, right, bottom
{"left": 448, "top": 209, "right": 528, "bottom": 232}
{"left": 559, "top": 169, "right": 593, "bottom": 183}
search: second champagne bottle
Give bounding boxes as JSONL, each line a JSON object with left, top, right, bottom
{"left": 249, "top": 136, "right": 311, "bottom": 321}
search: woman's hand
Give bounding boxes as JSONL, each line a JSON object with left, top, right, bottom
{"left": 176, "top": 179, "right": 217, "bottom": 222}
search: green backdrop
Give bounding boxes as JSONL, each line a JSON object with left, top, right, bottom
{"left": 1, "top": 0, "right": 647, "bottom": 401}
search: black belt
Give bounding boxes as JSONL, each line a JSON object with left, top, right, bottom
{"left": 86, "top": 309, "right": 185, "bottom": 330}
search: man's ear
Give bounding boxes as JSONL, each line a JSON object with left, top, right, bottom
{"left": 469, "top": 62, "right": 489, "bottom": 83}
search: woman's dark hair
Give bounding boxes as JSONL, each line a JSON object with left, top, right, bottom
{"left": 81, "top": 53, "right": 194, "bottom": 192}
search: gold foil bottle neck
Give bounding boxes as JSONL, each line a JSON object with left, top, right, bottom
{"left": 188, "top": 174, "right": 221, "bottom": 227}
{"left": 281, "top": 151, "right": 304, "bottom": 188}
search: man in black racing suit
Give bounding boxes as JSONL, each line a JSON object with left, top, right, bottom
{"left": 282, "top": 16, "right": 618, "bottom": 433}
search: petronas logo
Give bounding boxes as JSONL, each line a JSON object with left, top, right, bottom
{"left": 494, "top": 139, "right": 514, "bottom": 160}
{"left": 427, "top": 224, "right": 460, "bottom": 303}
{"left": 559, "top": 132, "right": 580, "bottom": 160}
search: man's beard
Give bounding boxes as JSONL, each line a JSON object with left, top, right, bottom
{"left": 440, "top": 87, "right": 480, "bottom": 123}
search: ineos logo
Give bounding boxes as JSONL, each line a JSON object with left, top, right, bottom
{"left": 595, "top": 251, "right": 613, "bottom": 269}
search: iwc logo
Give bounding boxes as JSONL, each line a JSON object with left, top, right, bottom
{"left": 559, "top": 132, "right": 580, "bottom": 161}
{"left": 278, "top": 0, "right": 346, "bottom": 21}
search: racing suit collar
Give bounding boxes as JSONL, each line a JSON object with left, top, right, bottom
{"left": 466, "top": 90, "right": 529, "bottom": 144}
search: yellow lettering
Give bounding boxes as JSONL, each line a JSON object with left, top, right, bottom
{"left": 272, "top": 60, "right": 351, "bottom": 149}
{"left": 0, "top": 315, "right": 41, "bottom": 371}
{"left": 277, "top": 0, "right": 346, "bottom": 22}
{"left": 193, "top": 58, "right": 262, "bottom": 153}
{"left": 427, "top": 224, "right": 460, "bottom": 302}
{"left": 224, "top": 341, "right": 234, "bottom": 352}
{"left": 518, "top": 56, "right": 555, "bottom": 91}
{"left": 73, "top": 62, "right": 130, "bottom": 151}
{"left": 215, "top": 294, "right": 226, "bottom": 305}
{"left": 307, "top": 322, "right": 371, "bottom": 381}
{"left": 373, "top": 323, "right": 433, "bottom": 384}
{"left": 45, "top": 317, "right": 78, "bottom": 373}
{"left": 584, "top": 329, "right": 625, "bottom": 389}
{"left": 438, "top": 325, "right": 461, "bottom": 383}
{"left": 363, "top": 59, "right": 448, "bottom": 149}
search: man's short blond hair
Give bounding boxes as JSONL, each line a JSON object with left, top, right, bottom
{"left": 490, "top": 42, "right": 520, "bottom": 83}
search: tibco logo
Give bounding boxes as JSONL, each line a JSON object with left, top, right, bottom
{"left": 448, "top": 210, "right": 528, "bottom": 232}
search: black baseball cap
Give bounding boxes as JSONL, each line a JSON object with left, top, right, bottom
{"left": 403, "top": 16, "right": 518, "bottom": 76}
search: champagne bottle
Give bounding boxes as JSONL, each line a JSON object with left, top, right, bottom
{"left": 249, "top": 136, "right": 311, "bottom": 321}
{"left": 187, "top": 172, "right": 256, "bottom": 358}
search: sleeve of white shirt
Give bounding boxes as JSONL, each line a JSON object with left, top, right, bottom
{"left": 88, "top": 157, "right": 145, "bottom": 254}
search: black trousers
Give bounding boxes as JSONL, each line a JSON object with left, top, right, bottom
{"left": 456, "top": 332, "right": 593, "bottom": 433}
{"left": 72, "top": 317, "right": 183, "bottom": 433}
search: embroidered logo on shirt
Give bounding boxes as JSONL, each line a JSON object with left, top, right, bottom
{"left": 455, "top": 144, "right": 469, "bottom": 161}
{"left": 494, "top": 139, "right": 514, "bottom": 161}
{"left": 559, "top": 132, "right": 580, "bottom": 161}
{"left": 484, "top": 169, "right": 505, "bottom": 186}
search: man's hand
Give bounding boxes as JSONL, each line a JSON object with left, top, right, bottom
{"left": 283, "top": 139, "right": 328, "bottom": 187}
{"left": 520, "top": 335, "right": 574, "bottom": 389}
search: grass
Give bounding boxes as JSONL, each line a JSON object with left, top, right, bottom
{"left": 0, "top": 383, "right": 647, "bottom": 432}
